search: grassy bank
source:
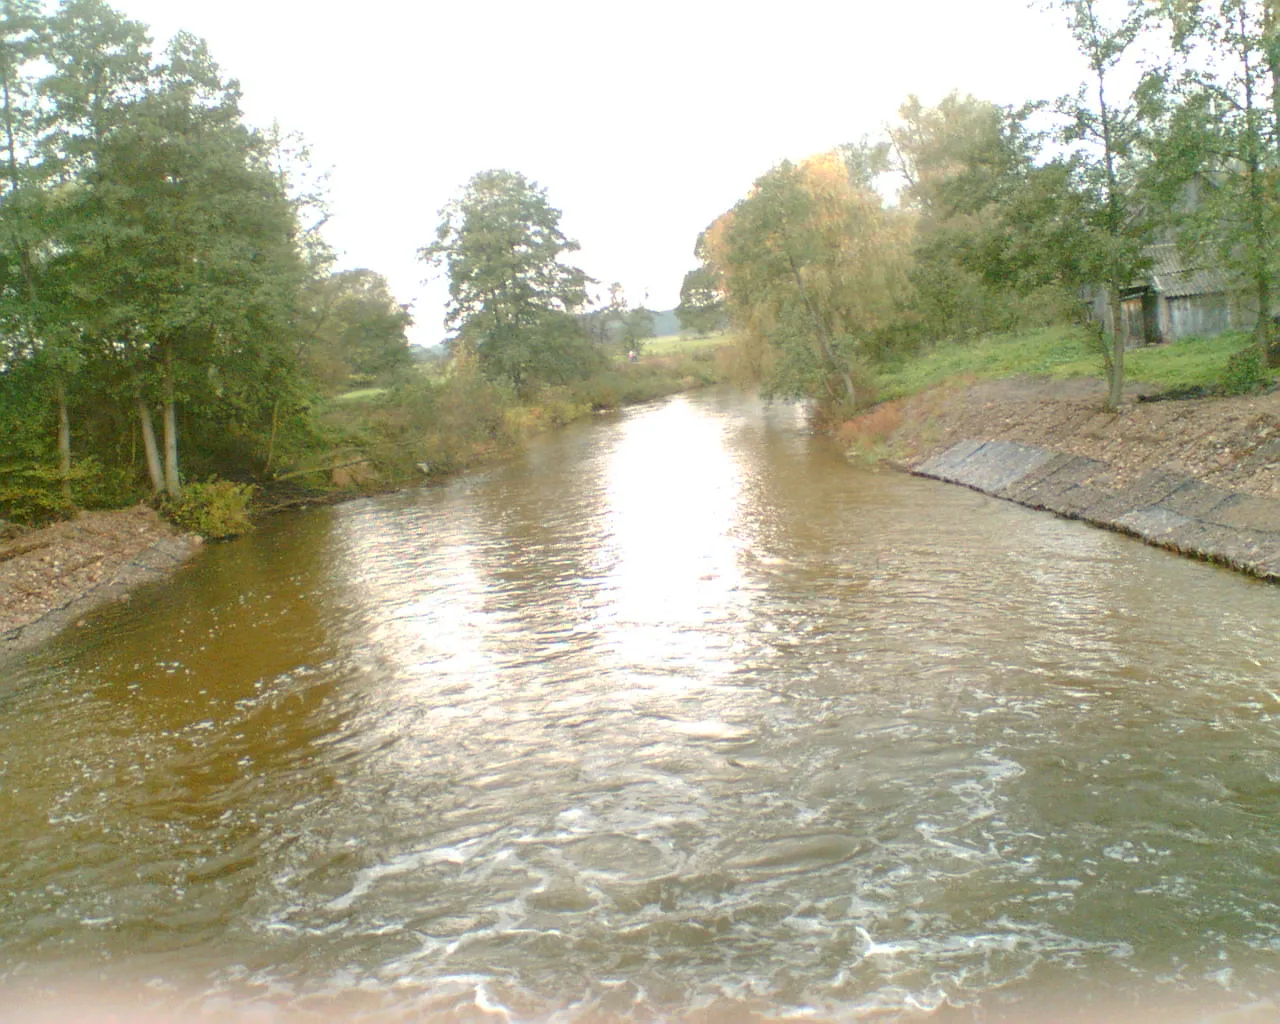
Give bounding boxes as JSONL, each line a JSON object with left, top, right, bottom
{"left": 643, "top": 332, "right": 731, "bottom": 359}
{"left": 261, "top": 342, "right": 728, "bottom": 512}
{"left": 874, "top": 325, "right": 1277, "bottom": 402}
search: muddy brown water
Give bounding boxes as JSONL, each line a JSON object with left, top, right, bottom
{"left": 3, "top": 389, "right": 1280, "bottom": 1021}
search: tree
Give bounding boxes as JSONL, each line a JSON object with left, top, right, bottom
{"left": 885, "top": 93, "right": 1090, "bottom": 345}
{"left": 58, "top": 32, "right": 307, "bottom": 494}
{"left": 300, "top": 268, "right": 412, "bottom": 388}
{"left": 889, "top": 93, "right": 1035, "bottom": 342}
{"left": 622, "top": 304, "right": 654, "bottom": 350}
{"left": 676, "top": 264, "right": 725, "bottom": 336}
{"left": 1147, "top": 0, "right": 1280, "bottom": 361}
{"left": 1053, "top": 0, "right": 1153, "bottom": 411}
{"left": 0, "top": 0, "right": 63, "bottom": 489}
{"left": 706, "top": 152, "right": 913, "bottom": 411}
{"left": 583, "top": 280, "right": 627, "bottom": 344}
{"left": 419, "top": 169, "right": 592, "bottom": 388}
{"left": 0, "top": 0, "right": 350, "bottom": 519}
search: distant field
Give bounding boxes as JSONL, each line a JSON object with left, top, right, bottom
{"left": 330, "top": 386, "right": 389, "bottom": 404}
{"left": 643, "top": 332, "right": 731, "bottom": 357}
{"left": 875, "top": 325, "right": 1274, "bottom": 400}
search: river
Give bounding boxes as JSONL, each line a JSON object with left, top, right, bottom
{"left": 3, "top": 388, "right": 1280, "bottom": 1022}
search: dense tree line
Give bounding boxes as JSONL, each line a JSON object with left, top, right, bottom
{"left": 688, "top": 0, "right": 1280, "bottom": 416}
{"left": 0, "top": 0, "right": 410, "bottom": 523}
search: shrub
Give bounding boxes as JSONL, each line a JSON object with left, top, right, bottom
{"left": 0, "top": 464, "right": 76, "bottom": 527}
{"left": 162, "top": 478, "right": 255, "bottom": 539}
{"left": 1221, "top": 346, "right": 1272, "bottom": 396}
{"left": 72, "top": 457, "right": 146, "bottom": 510}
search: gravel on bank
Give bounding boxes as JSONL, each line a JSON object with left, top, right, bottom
{"left": 1, "top": 505, "right": 203, "bottom": 658}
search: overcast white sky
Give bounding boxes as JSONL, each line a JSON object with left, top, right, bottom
{"left": 110, "top": 0, "right": 1094, "bottom": 346}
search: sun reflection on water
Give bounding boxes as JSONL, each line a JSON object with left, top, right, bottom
{"left": 594, "top": 396, "right": 749, "bottom": 678}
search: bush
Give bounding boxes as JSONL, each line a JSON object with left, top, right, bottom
{"left": 72, "top": 457, "right": 146, "bottom": 510}
{"left": 162, "top": 478, "right": 255, "bottom": 539}
{"left": 0, "top": 464, "right": 76, "bottom": 527}
{"left": 0, "top": 484, "right": 76, "bottom": 527}
{"left": 1221, "top": 346, "right": 1272, "bottom": 396}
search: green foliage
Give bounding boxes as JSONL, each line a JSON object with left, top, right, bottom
{"left": 676, "top": 265, "right": 726, "bottom": 336}
{"left": 420, "top": 170, "right": 593, "bottom": 389}
{"left": 1220, "top": 346, "right": 1273, "bottom": 396}
{"left": 70, "top": 456, "right": 145, "bottom": 510}
{"left": 0, "top": 465, "right": 77, "bottom": 527}
{"left": 1143, "top": 0, "right": 1280, "bottom": 349}
{"left": 299, "top": 269, "right": 413, "bottom": 391}
{"left": 161, "top": 478, "right": 255, "bottom": 539}
{"left": 886, "top": 92, "right": 1091, "bottom": 348}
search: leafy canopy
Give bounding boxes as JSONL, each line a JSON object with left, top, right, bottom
{"left": 420, "top": 169, "right": 594, "bottom": 387}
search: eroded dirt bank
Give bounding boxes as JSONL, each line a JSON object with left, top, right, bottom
{"left": 1, "top": 505, "right": 202, "bottom": 657}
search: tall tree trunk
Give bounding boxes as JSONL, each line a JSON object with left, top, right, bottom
{"left": 265, "top": 398, "right": 280, "bottom": 476}
{"left": 1107, "top": 285, "right": 1125, "bottom": 412}
{"left": 55, "top": 378, "right": 71, "bottom": 499}
{"left": 161, "top": 348, "right": 181, "bottom": 497}
{"left": 137, "top": 397, "right": 163, "bottom": 494}
{"left": 1097, "top": 55, "right": 1126, "bottom": 414}
{"left": 787, "top": 254, "right": 858, "bottom": 407}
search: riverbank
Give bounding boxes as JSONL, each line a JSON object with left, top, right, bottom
{"left": 1, "top": 350, "right": 729, "bottom": 656}
{"left": 0, "top": 506, "right": 202, "bottom": 657}
{"left": 8, "top": 364, "right": 1274, "bottom": 659}
{"left": 846, "top": 375, "right": 1280, "bottom": 579}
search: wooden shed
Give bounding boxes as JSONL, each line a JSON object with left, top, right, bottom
{"left": 1084, "top": 243, "right": 1256, "bottom": 346}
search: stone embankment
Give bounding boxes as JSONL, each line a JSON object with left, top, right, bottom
{"left": 916, "top": 438, "right": 1280, "bottom": 580}
{"left": 1, "top": 505, "right": 202, "bottom": 658}
{"left": 875, "top": 377, "right": 1280, "bottom": 581}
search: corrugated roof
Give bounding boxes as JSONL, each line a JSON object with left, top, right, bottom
{"left": 1145, "top": 242, "right": 1234, "bottom": 299}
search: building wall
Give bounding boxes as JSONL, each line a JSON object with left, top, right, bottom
{"left": 1086, "top": 283, "right": 1262, "bottom": 343}
{"left": 1164, "top": 294, "right": 1228, "bottom": 339}
{"left": 1162, "top": 292, "right": 1255, "bottom": 340}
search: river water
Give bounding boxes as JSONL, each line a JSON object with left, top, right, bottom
{"left": 3, "top": 389, "right": 1280, "bottom": 1022}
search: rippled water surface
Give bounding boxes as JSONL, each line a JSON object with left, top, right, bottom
{"left": 4, "top": 389, "right": 1280, "bottom": 1022}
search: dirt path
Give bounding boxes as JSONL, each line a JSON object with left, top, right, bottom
{"left": 1, "top": 505, "right": 202, "bottom": 657}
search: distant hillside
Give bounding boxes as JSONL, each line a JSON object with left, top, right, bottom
{"left": 577, "top": 307, "right": 685, "bottom": 342}
{"left": 649, "top": 309, "right": 680, "bottom": 337}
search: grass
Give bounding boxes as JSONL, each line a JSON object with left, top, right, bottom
{"left": 1124, "top": 331, "right": 1274, "bottom": 391}
{"left": 331, "top": 386, "right": 389, "bottom": 404}
{"left": 642, "top": 332, "right": 732, "bottom": 358}
{"left": 874, "top": 324, "right": 1276, "bottom": 401}
{"left": 874, "top": 325, "right": 1097, "bottom": 400}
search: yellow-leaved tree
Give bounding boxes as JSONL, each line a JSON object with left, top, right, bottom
{"left": 705, "top": 151, "right": 914, "bottom": 414}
